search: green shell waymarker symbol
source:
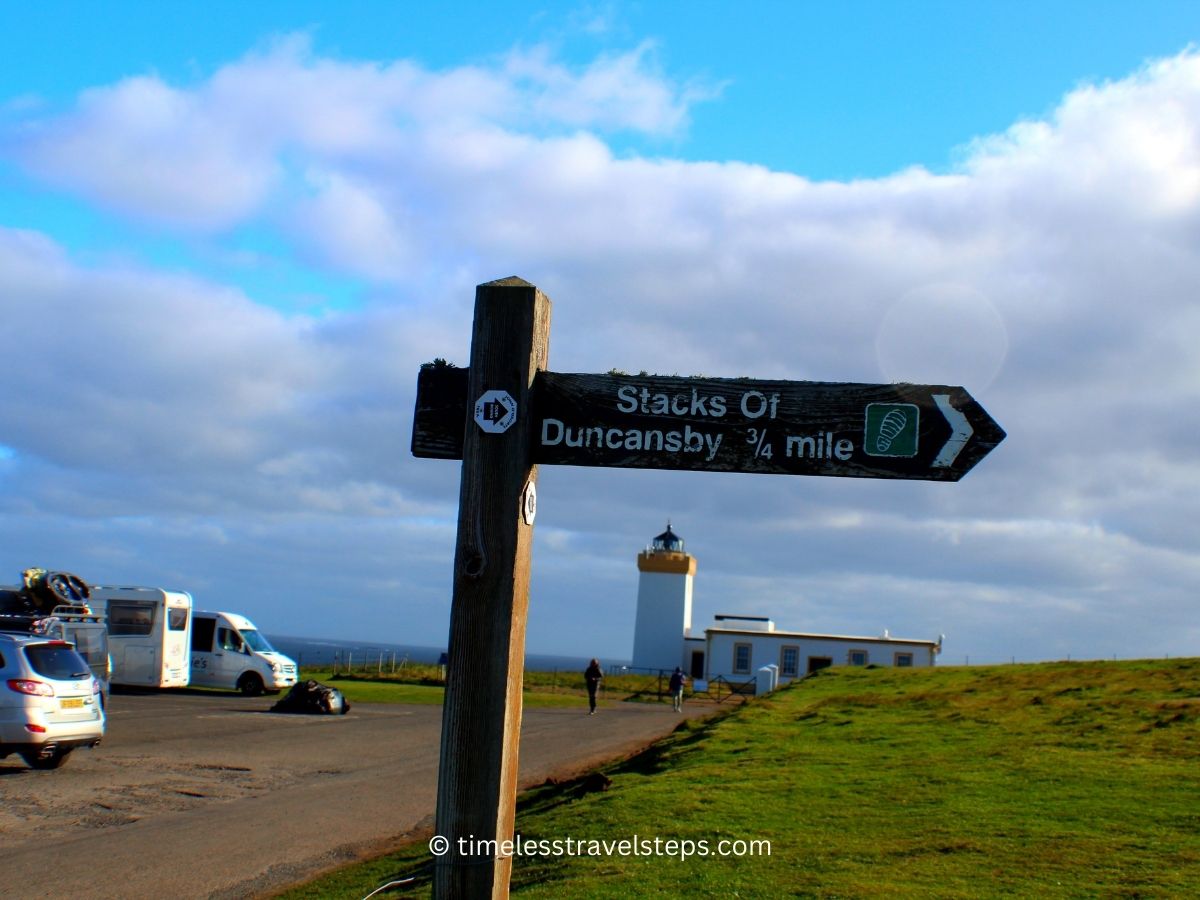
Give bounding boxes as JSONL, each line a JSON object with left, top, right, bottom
{"left": 864, "top": 403, "right": 919, "bottom": 457}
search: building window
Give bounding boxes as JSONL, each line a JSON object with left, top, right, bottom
{"left": 733, "top": 643, "right": 752, "bottom": 674}
{"left": 894, "top": 652, "right": 913, "bottom": 667}
{"left": 848, "top": 648, "right": 868, "bottom": 666}
{"left": 779, "top": 646, "right": 799, "bottom": 678}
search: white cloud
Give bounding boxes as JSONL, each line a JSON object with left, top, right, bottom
{"left": 10, "top": 75, "right": 279, "bottom": 229}
{"left": 292, "top": 169, "right": 419, "bottom": 281}
{"left": 965, "top": 52, "right": 1200, "bottom": 219}
{"left": 3, "top": 34, "right": 712, "bottom": 236}
{"left": 503, "top": 41, "right": 712, "bottom": 134}
{"left": 2, "top": 42, "right": 1200, "bottom": 663}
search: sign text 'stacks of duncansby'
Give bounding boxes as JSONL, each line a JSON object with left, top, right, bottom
{"left": 413, "top": 368, "right": 1005, "bottom": 482}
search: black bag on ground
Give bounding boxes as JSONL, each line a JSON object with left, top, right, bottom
{"left": 270, "top": 680, "right": 350, "bottom": 715}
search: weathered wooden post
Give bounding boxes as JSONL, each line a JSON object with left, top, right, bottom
{"left": 433, "top": 277, "right": 551, "bottom": 898}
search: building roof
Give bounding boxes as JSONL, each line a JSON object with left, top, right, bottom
{"left": 705, "top": 625, "right": 940, "bottom": 648}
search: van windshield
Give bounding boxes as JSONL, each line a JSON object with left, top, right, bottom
{"left": 239, "top": 629, "right": 273, "bottom": 653}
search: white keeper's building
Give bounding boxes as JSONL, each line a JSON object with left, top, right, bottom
{"left": 630, "top": 523, "right": 942, "bottom": 682}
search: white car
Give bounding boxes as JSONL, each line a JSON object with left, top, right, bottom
{"left": 0, "top": 631, "right": 105, "bottom": 769}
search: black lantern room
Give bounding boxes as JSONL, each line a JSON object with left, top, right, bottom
{"left": 651, "top": 522, "right": 684, "bottom": 553}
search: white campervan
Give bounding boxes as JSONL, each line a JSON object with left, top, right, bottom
{"left": 189, "top": 611, "right": 297, "bottom": 696}
{"left": 90, "top": 586, "right": 193, "bottom": 688}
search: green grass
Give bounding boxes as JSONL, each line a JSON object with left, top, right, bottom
{"left": 303, "top": 662, "right": 665, "bottom": 696}
{"left": 277, "top": 658, "right": 1200, "bottom": 898}
{"left": 297, "top": 668, "right": 625, "bottom": 709}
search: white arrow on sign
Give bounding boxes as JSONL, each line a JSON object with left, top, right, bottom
{"left": 932, "top": 394, "right": 973, "bottom": 468}
{"left": 474, "top": 389, "right": 517, "bottom": 433}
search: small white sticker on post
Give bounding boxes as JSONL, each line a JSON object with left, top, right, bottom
{"left": 521, "top": 480, "right": 537, "bottom": 525}
{"left": 474, "top": 390, "right": 517, "bottom": 433}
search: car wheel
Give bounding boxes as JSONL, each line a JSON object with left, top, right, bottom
{"left": 22, "top": 748, "right": 70, "bottom": 770}
{"left": 238, "top": 673, "right": 265, "bottom": 696}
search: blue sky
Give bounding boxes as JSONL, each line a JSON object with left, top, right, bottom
{"left": 6, "top": 2, "right": 1199, "bottom": 177}
{"left": 2, "top": 2, "right": 1199, "bottom": 664}
{"left": 5, "top": 2, "right": 1196, "bottom": 307}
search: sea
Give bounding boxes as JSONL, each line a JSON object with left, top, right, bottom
{"left": 266, "top": 633, "right": 627, "bottom": 674}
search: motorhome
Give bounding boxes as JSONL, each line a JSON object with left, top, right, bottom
{"left": 189, "top": 611, "right": 298, "bottom": 695}
{"left": 89, "top": 586, "right": 192, "bottom": 688}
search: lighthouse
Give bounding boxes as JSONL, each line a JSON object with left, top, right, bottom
{"left": 631, "top": 522, "right": 696, "bottom": 671}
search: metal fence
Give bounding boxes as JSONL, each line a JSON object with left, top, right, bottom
{"left": 328, "top": 649, "right": 419, "bottom": 676}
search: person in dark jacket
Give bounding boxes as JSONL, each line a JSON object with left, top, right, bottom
{"left": 669, "top": 666, "right": 687, "bottom": 712}
{"left": 584, "top": 658, "right": 603, "bottom": 715}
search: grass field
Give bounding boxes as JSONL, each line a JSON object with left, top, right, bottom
{"left": 280, "top": 658, "right": 1200, "bottom": 898}
{"left": 299, "top": 666, "right": 669, "bottom": 709}
{"left": 296, "top": 668, "right": 582, "bottom": 708}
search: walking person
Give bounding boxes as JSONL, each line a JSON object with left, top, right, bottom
{"left": 584, "top": 658, "right": 603, "bottom": 715}
{"left": 669, "top": 666, "right": 687, "bottom": 712}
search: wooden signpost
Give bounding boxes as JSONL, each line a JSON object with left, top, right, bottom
{"left": 428, "top": 277, "right": 549, "bottom": 899}
{"left": 414, "top": 277, "right": 1004, "bottom": 898}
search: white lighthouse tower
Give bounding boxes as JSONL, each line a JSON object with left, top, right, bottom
{"left": 631, "top": 523, "right": 695, "bottom": 671}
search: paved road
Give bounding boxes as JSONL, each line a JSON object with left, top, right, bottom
{"left": 0, "top": 690, "right": 702, "bottom": 898}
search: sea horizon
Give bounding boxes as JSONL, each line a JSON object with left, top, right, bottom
{"left": 267, "top": 633, "right": 630, "bottom": 674}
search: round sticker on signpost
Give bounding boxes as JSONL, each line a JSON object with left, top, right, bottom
{"left": 521, "top": 480, "right": 537, "bottom": 526}
{"left": 474, "top": 390, "right": 517, "bottom": 433}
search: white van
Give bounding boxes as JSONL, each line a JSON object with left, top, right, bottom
{"left": 189, "top": 611, "right": 297, "bottom": 695}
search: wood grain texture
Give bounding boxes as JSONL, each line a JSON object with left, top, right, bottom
{"left": 433, "top": 278, "right": 551, "bottom": 899}
{"left": 411, "top": 364, "right": 469, "bottom": 459}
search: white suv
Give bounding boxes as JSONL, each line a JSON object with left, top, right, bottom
{"left": 0, "top": 632, "right": 105, "bottom": 769}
